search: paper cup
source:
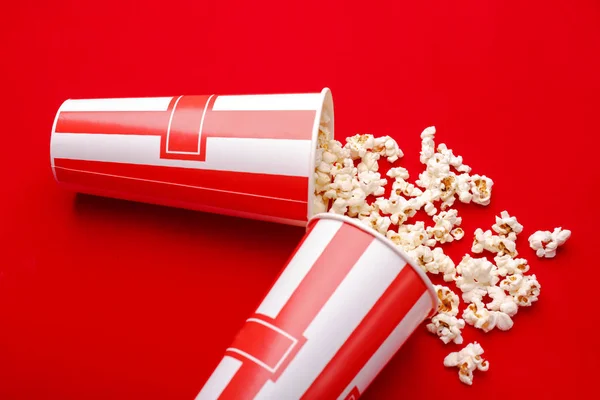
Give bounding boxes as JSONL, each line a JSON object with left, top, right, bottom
{"left": 50, "top": 89, "right": 334, "bottom": 226}
{"left": 196, "top": 214, "right": 437, "bottom": 400}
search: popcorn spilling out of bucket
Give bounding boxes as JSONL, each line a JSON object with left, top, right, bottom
{"left": 50, "top": 89, "right": 571, "bottom": 396}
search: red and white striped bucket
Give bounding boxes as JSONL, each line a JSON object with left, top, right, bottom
{"left": 196, "top": 214, "right": 437, "bottom": 400}
{"left": 50, "top": 89, "right": 333, "bottom": 226}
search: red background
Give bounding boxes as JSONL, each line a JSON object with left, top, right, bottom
{"left": 1, "top": 1, "right": 598, "bottom": 399}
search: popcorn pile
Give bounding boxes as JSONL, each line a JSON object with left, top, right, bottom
{"left": 313, "top": 124, "right": 571, "bottom": 385}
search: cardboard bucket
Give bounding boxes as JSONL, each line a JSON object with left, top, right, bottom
{"left": 50, "top": 89, "right": 333, "bottom": 226}
{"left": 196, "top": 214, "right": 437, "bottom": 399}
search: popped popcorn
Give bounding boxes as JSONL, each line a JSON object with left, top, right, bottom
{"left": 451, "top": 227, "right": 465, "bottom": 240}
{"left": 393, "top": 222, "right": 435, "bottom": 251}
{"left": 437, "top": 143, "right": 472, "bottom": 173}
{"left": 419, "top": 126, "right": 437, "bottom": 164}
{"left": 423, "top": 202, "right": 437, "bottom": 216}
{"left": 329, "top": 198, "right": 348, "bottom": 215}
{"left": 486, "top": 285, "right": 519, "bottom": 317}
{"left": 373, "top": 135, "right": 404, "bottom": 163}
{"left": 357, "top": 151, "right": 381, "bottom": 174}
{"left": 455, "top": 255, "right": 499, "bottom": 303}
{"left": 308, "top": 125, "right": 565, "bottom": 386}
{"left": 434, "top": 285, "right": 460, "bottom": 316}
{"left": 427, "top": 313, "right": 465, "bottom": 344}
{"left": 455, "top": 173, "right": 473, "bottom": 203}
{"left": 492, "top": 211, "right": 523, "bottom": 237}
{"left": 312, "top": 194, "right": 328, "bottom": 214}
{"left": 427, "top": 209, "right": 462, "bottom": 244}
{"left": 357, "top": 171, "right": 387, "bottom": 197}
{"left": 345, "top": 134, "right": 375, "bottom": 159}
{"left": 472, "top": 228, "right": 518, "bottom": 257}
{"left": 444, "top": 342, "right": 489, "bottom": 385}
{"left": 390, "top": 178, "right": 423, "bottom": 198}
{"left": 462, "top": 299, "right": 513, "bottom": 332}
{"left": 528, "top": 228, "right": 571, "bottom": 258}
{"left": 500, "top": 274, "right": 541, "bottom": 307}
{"left": 470, "top": 175, "right": 493, "bottom": 206}
{"left": 359, "top": 210, "right": 392, "bottom": 235}
{"left": 408, "top": 246, "right": 456, "bottom": 282}
{"left": 386, "top": 166, "right": 410, "bottom": 181}
{"left": 416, "top": 127, "right": 492, "bottom": 212}
{"left": 494, "top": 254, "right": 530, "bottom": 276}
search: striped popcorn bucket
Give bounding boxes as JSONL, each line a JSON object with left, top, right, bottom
{"left": 50, "top": 89, "right": 333, "bottom": 226}
{"left": 196, "top": 214, "right": 437, "bottom": 400}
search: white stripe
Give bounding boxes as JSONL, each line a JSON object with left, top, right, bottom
{"left": 51, "top": 133, "right": 312, "bottom": 177}
{"left": 59, "top": 97, "right": 174, "bottom": 112}
{"left": 213, "top": 93, "right": 321, "bottom": 111}
{"left": 195, "top": 356, "right": 242, "bottom": 400}
{"left": 254, "top": 240, "right": 407, "bottom": 399}
{"left": 337, "top": 292, "right": 432, "bottom": 399}
{"left": 255, "top": 219, "right": 343, "bottom": 318}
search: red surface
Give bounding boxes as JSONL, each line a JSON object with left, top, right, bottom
{"left": 1, "top": 1, "right": 598, "bottom": 399}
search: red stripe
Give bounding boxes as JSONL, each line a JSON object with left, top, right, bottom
{"left": 166, "top": 95, "right": 211, "bottom": 153}
{"left": 300, "top": 267, "right": 429, "bottom": 399}
{"left": 55, "top": 111, "right": 171, "bottom": 135}
{"left": 53, "top": 159, "right": 308, "bottom": 202}
{"left": 226, "top": 320, "right": 296, "bottom": 370}
{"left": 218, "top": 223, "right": 374, "bottom": 399}
{"left": 53, "top": 167, "right": 307, "bottom": 222}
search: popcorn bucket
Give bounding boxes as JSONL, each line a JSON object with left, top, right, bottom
{"left": 196, "top": 214, "right": 437, "bottom": 399}
{"left": 50, "top": 89, "right": 334, "bottom": 226}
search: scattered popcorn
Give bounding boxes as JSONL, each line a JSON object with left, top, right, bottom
{"left": 462, "top": 299, "right": 513, "bottom": 332}
{"left": 455, "top": 173, "right": 473, "bottom": 203}
{"left": 346, "top": 189, "right": 370, "bottom": 217}
{"left": 486, "top": 285, "right": 518, "bottom": 317}
{"left": 345, "top": 134, "right": 375, "bottom": 159}
{"left": 451, "top": 227, "right": 465, "bottom": 240}
{"left": 472, "top": 228, "right": 518, "bottom": 257}
{"left": 416, "top": 127, "right": 492, "bottom": 214}
{"left": 357, "top": 151, "right": 380, "bottom": 174}
{"left": 470, "top": 175, "right": 493, "bottom": 206}
{"left": 427, "top": 209, "right": 462, "bottom": 244}
{"left": 409, "top": 246, "right": 456, "bottom": 282}
{"left": 437, "top": 143, "right": 472, "bottom": 173}
{"left": 455, "top": 255, "right": 499, "bottom": 303}
{"left": 329, "top": 198, "right": 348, "bottom": 215}
{"left": 423, "top": 202, "right": 437, "bottom": 216}
{"left": 390, "top": 178, "right": 423, "bottom": 198}
{"left": 494, "top": 254, "right": 530, "bottom": 276}
{"left": 376, "top": 198, "right": 405, "bottom": 225}
{"left": 434, "top": 285, "right": 460, "bottom": 316}
{"left": 393, "top": 222, "right": 435, "bottom": 251}
{"left": 419, "top": 126, "right": 437, "bottom": 164}
{"left": 444, "top": 342, "right": 489, "bottom": 386}
{"left": 427, "top": 313, "right": 465, "bottom": 344}
{"left": 359, "top": 210, "right": 392, "bottom": 235}
{"left": 492, "top": 211, "right": 523, "bottom": 237}
{"left": 310, "top": 127, "right": 562, "bottom": 384}
{"left": 500, "top": 274, "right": 541, "bottom": 307}
{"left": 528, "top": 228, "right": 571, "bottom": 258}
{"left": 386, "top": 166, "right": 410, "bottom": 180}
{"left": 373, "top": 135, "right": 404, "bottom": 163}
{"left": 358, "top": 171, "right": 387, "bottom": 197}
